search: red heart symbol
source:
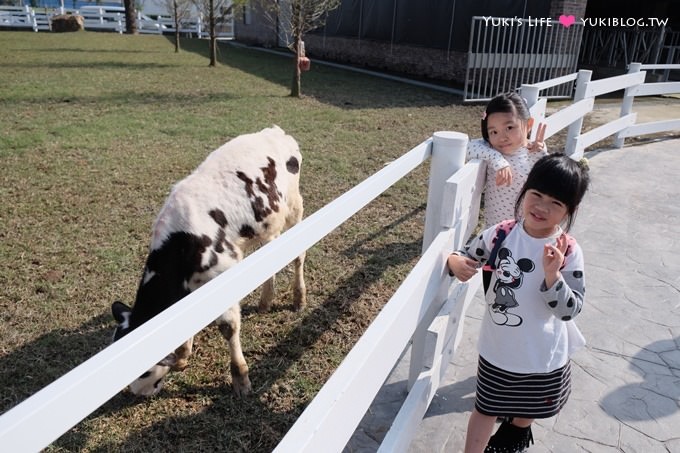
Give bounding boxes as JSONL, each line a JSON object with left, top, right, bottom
{"left": 559, "top": 15, "right": 575, "bottom": 28}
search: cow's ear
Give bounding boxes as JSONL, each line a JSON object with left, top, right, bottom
{"left": 111, "top": 300, "right": 131, "bottom": 323}
{"left": 158, "top": 353, "right": 177, "bottom": 367}
{"left": 517, "top": 258, "right": 535, "bottom": 273}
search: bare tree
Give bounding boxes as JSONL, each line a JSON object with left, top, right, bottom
{"left": 163, "top": 0, "right": 194, "bottom": 52}
{"left": 242, "top": 0, "right": 341, "bottom": 97}
{"left": 122, "top": 0, "right": 138, "bottom": 34}
{"left": 193, "top": 0, "right": 233, "bottom": 66}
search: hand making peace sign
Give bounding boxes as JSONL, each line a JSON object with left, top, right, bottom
{"left": 527, "top": 122, "right": 547, "bottom": 152}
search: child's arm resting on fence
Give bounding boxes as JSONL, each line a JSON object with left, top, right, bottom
{"left": 447, "top": 228, "right": 492, "bottom": 281}
{"left": 467, "top": 139, "right": 512, "bottom": 186}
{"left": 447, "top": 253, "right": 480, "bottom": 282}
{"left": 540, "top": 237, "right": 586, "bottom": 321}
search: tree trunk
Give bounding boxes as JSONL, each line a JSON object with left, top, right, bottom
{"left": 209, "top": 0, "right": 216, "bottom": 66}
{"left": 290, "top": 36, "right": 302, "bottom": 97}
{"left": 173, "top": 0, "right": 180, "bottom": 52}
{"left": 122, "top": 0, "right": 138, "bottom": 34}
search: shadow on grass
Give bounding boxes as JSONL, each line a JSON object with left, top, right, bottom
{"left": 0, "top": 313, "right": 113, "bottom": 416}
{"left": 15, "top": 47, "right": 170, "bottom": 54}
{"left": 5, "top": 61, "right": 178, "bottom": 70}
{"left": 173, "top": 36, "right": 462, "bottom": 110}
{"left": 0, "top": 90, "right": 240, "bottom": 107}
{"left": 47, "top": 205, "right": 425, "bottom": 451}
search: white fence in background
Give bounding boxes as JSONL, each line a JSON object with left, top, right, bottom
{"left": 0, "top": 5, "right": 50, "bottom": 31}
{"left": 1, "top": 63, "right": 679, "bottom": 452}
{"left": 520, "top": 62, "right": 680, "bottom": 159}
{"left": 0, "top": 4, "right": 233, "bottom": 38}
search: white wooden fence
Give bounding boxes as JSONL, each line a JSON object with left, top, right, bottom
{"left": 0, "top": 5, "right": 232, "bottom": 38}
{"left": 0, "top": 5, "right": 51, "bottom": 32}
{"left": 1, "top": 64, "right": 679, "bottom": 452}
{"left": 521, "top": 62, "right": 680, "bottom": 159}
{"left": 0, "top": 131, "right": 485, "bottom": 452}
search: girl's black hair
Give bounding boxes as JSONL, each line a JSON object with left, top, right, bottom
{"left": 481, "top": 91, "right": 531, "bottom": 142}
{"left": 514, "top": 153, "right": 590, "bottom": 232}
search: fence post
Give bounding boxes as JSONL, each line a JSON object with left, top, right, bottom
{"left": 412, "top": 131, "right": 467, "bottom": 391}
{"left": 421, "top": 132, "right": 468, "bottom": 253}
{"left": 565, "top": 69, "right": 592, "bottom": 156}
{"left": 520, "top": 84, "right": 541, "bottom": 139}
{"left": 614, "top": 62, "right": 642, "bottom": 148}
{"left": 521, "top": 85, "right": 540, "bottom": 109}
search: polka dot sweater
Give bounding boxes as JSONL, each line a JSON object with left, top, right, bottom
{"left": 457, "top": 221, "right": 586, "bottom": 374}
{"left": 467, "top": 139, "right": 548, "bottom": 228}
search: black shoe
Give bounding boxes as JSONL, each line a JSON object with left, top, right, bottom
{"left": 484, "top": 421, "right": 534, "bottom": 453}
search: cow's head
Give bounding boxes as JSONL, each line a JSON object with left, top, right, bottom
{"left": 111, "top": 301, "right": 176, "bottom": 396}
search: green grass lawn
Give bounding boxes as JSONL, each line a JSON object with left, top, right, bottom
{"left": 0, "top": 30, "right": 502, "bottom": 452}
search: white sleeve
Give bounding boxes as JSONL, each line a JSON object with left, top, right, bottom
{"left": 539, "top": 241, "right": 585, "bottom": 320}
{"left": 467, "top": 139, "right": 509, "bottom": 172}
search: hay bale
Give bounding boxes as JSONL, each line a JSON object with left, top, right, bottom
{"left": 51, "top": 14, "right": 84, "bottom": 32}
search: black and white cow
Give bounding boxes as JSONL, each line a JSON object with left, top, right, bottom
{"left": 111, "top": 125, "right": 306, "bottom": 397}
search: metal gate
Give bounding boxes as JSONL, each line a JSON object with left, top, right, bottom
{"left": 464, "top": 16, "right": 584, "bottom": 102}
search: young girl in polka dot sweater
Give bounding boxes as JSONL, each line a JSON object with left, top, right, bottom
{"left": 468, "top": 92, "right": 548, "bottom": 227}
{"left": 467, "top": 91, "right": 548, "bottom": 294}
{"left": 447, "top": 154, "right": 590, "bottom": 453}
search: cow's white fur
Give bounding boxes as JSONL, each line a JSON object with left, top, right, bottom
{"left": 114, "top": 125, "right": 306, "bottom": 398}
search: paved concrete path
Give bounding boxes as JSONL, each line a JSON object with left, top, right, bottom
{"left": 346, "top": 139, "right": 680, "bottom": 452}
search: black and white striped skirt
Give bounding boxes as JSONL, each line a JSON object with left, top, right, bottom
{"left": 474, "top": 356, "right": 572, "bottom": 419}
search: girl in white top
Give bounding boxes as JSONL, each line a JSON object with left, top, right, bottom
{"left": 447, "top": 154, "right": 590, "bottom": 453}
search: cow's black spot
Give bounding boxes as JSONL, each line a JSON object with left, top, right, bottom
{"left": 214, "top": 228, "right": 226, "bottom": 253}
{"left": 286, "top": 156, "right": 300, "bottom": 174}
{"left": 548, "top": 300, "right": 558, "bottom": 308}
{"left": 573, "top": 270, "right": 583, "bottom": 278}
{"left": 251, "top": 196, "right": 268, "bottom": 222}
{"left": 561, "top": 315, "right": 572, "bottom": 321}
{"left": 566, "top": 297, "right": 574, "bottom": 308}
{"left": 240, "top": 224, "right": 256, "bottom": 239}
{"left": 209, "top": 209, "right": 228, "bottom": 228}
{"left": 476, "top": 248, "right": 484, "bottom": 256}
{"left": 236, "top": 171, "right": 254, "bottom": 197}
{"left": 556, "top": 281, "right": 563, "bottom": 291}
{"left": 257, "top": 157, "right": 280, "bottom": 214}
{"left": 130, "top": 232, "right": 214, "bottom": 331}
{"left": 237, "top": 160, "right": 280, "bottom": 222}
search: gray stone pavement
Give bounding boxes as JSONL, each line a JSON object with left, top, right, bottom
{"left": 346, "top": 138, "right": 680, "bottom": 452}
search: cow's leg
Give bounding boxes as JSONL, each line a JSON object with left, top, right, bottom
{"left": 215, "top": 304, "right": 251, "bottom": 397}
{"left": 287, "top": 192, "right": 306, "bottom": 311}
{"left": 292, "top": 251, "right": 306, "bottom": 311}
{"left": 258, "top": 274, "right": 275, "bottom": 313}
{"left": 172, "top": 336, "right": 194, "bottom": 371}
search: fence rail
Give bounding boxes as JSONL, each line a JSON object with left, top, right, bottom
{"left": 521, "top": 62, "right": 680, "bottom": 158}
{"left": 0, "top": 5, "right": 232, "bottom": 37}
{"left": 0, "top": 5, "right": 50, "bottom": 32}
